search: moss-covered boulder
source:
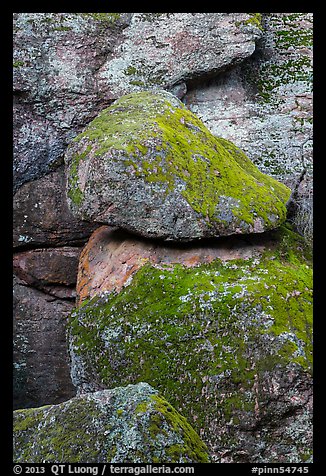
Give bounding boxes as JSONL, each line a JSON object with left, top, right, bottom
{"left": 65, "top": 90, "right": 290, "bottom": 241}
{"left": 13, "top": 382, "right": 210, "bottom": 463}
{"left": 69, "top": 225, "right": 312, "bottom": 462}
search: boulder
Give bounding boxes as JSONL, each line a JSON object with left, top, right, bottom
{"left": 13, "top": 276, "right": 75, "bottom": 409}
{"left": 65, "top": 90, "right": 291, "bottom": 241}
{"left": 184, "top": 13, "right": 313, "bottom": 244}
{"left": 13, "top": 247, "right": 81, "bottom": 299}
{"left": 69, "top": 225, "right": 312, "bottom": 462}
{"left": 13, "top": 13, "right": 131, "bottom": 191}
{"left": 97, "top": 13, "right": 262, "bottom": 97}
{"left": 13, "top": 382, "right": 210, "bottom": 463}
{"left": 76, "top": 225, "right": 274, "bottom": 305}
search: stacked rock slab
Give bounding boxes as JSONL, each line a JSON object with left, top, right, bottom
{"left": 13, "top": 13, "right": 312, "bottom": 465}
{"left": 13, "top": 382, "right": 210, "bottom": 463}
{"left": 76, "top": 225, "right": 274, "bottom": 304}
{"left": 13, "top": 13, "right": 261, "bottom": 192}
{"left": 65, "top": 90, "right": 291, "bottom": 241}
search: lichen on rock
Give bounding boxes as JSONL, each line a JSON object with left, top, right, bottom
{"left": 65, "top": 90, "right": 291, "bottom": 241}
{"left": 68, "top": 224, "right": 312, "bottom": 462}
{"left": 13, "top": 382, "right": 210, "bottom": 463}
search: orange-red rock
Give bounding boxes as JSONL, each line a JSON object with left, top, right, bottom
{"left": 77, "top": 225, "right": 274, "bottom": 304}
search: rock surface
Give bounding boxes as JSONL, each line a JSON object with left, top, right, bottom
{"left": 13, "top": 166, "right": 98, "bottom": 249}
{"left": 96, "top": 13, "right": 262, "bottom": 97}
{"left": 13, "top": 13, "right": 260, "bottom": 192}
{"left": 12, "top": 12, "right": 313, "bottom": 463}
{"left": 76, "top": 226, "right": 276, "bottom": 304}
{"left": 13, "top": 276, "right": 75, "bottom": 409}
{"left": 13, "top": 247, "right": 81, "bottom": 299}
{"left": 65, "top": 90, "right": 290, "bottom": 240}
{"left": 13, "top": 13, "right": 132, "bottom": 192}
{"left": 69, "top": 225, "right": 312, "bottom": 462}
{"left": 184, "top": 13, "right": 313, "bottom": 241}
{"left": 13, "top": 382, "right": 210, "bottom": 463}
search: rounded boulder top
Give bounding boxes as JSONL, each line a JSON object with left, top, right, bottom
{"left": 65, "top": 90, "right": 291, "bottom": 241}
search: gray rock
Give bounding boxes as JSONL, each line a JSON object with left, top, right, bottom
{"left": 65, "top": 90, "right": 291, "bottom": 241}
{"left": 96, "top": 13, "right": 262, "bottom": 97}
{"left": 13, "top": 166, "right": 98, "bottom": 249}
{"left": 13, "top": 13, "right": 131, "bottom": 191}
{"left": 13, "top": 12, "right": 260, "bottom": 191}
{"left": 13, "top": 382, "right": 210, "bottom": 463}
{"left": 184, "top": 13, "right": 313, "bottom": 242}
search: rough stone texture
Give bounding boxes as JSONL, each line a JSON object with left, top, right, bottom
{"left": 184, "top": 13, "right": 313, "bottom": 239}
{"left": 13, "top": 13, "right": 132, "bottom": 192}
{"left": 13, "top": 382, "right": 210, "bottom": 463}
{"left": 65, "top": 90, "right": 290, "bottom": 241}
{"left": 13, "top": 247, "right": 81, "bottom": 300}
{"left": 13, "top": 276, "right": 76, "bottom": 409}
{"left": 76, "top": 226, "right": 276, "bottom": 305}
{"left": 13, "top": 166, "right": 98, "bottom": 249}
{"left": 13, "top": 12, "right": 260, "bottom": 192}
{"left": 12, "top": 12, "right": 313, "bottom": 463}
{"left": 96, "top": 13, "right": 262, "bottom": 98}
{"left": 69, "top": 225, "right": 312, "bottom": 463}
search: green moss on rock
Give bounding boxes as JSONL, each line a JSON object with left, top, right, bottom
{"left": 69, "top": 225, "right": 312, "bottom": 460}
{"left": 13, "top": 383, "right": 210, "bottom": 463}
{"left": 237, "top": 13, "right": 263, "bottom": 31}
{"left": 80, "top": 13, "right": 121, "bottom": 24}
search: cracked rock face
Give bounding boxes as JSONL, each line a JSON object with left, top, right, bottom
{"left": 13, "top": 276, "right": 75, "bottom": 409}
{"left": 65, "top": 90, "right": 291, "bottom": 241}
{"left": 13, "top": 166, "right": 98, "bottom": 249}
{"left": 184, "top": 13, "right": 313, "bottom": 238}
{"left": 97, "top": 13, "right": 262, "bottom": 97}
{"left": 13, "top": 382, "right": 210, "bottom": 463}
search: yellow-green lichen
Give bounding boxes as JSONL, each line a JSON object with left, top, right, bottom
{"left": 67, "top": 91, "right": 291, "bottom": 230}
{"left": 253, "top": 13, "right": 312, "bottom": 103}
{"left": 80, "top": 13, "right": 121, "bottom": 24}
{"left": 69, "top": 225, "right": 312, "bottom": 442}
{"left": 14, "top": 384, "right": 210, "bottom": 463}
{"left": 13, "top": 60, "right": 25, "bottom": 68}
{"left": 238, "top": 13, "right": 263, "bottom": 31}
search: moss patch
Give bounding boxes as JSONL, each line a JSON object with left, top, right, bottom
{"left": 69, "top": 225, "right": 312, "bottom": 449}
{"left": 237, "top": 13, "right": 263, "bottom": 31}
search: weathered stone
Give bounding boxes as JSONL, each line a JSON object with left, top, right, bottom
{"left": 97, "top": 13, "right": 262, "bottom": 97}
{"left": 69, "top": 225, "right": 312, "bottom": 462}
{"left": 13, "top": 382, "right": 210, "bottom": 463}
{"left": 76, "top": 226, "right": 275, "bottom": 305}
{"left": 13, "top": 13, "right": 260, "bottom": 191}
{"left": 13, "top": 166, "right": 98, "bottom": 249}
{"left": 13, "top": 247, "right": 81, "bottom": 299}
{"left": 13, "top": 13, "right": 131, "bottom": 191}
{"left": 185, "top": 13, "right": 312, "bottom": 186}
{"left": 13, "top": 276, "right": 75, "bottom": 409}
{"left": 184, "top": 13, "right": 313, "bottom": 242}
{"left": 65, "top": 90, "right": 291, "bottom": 241}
